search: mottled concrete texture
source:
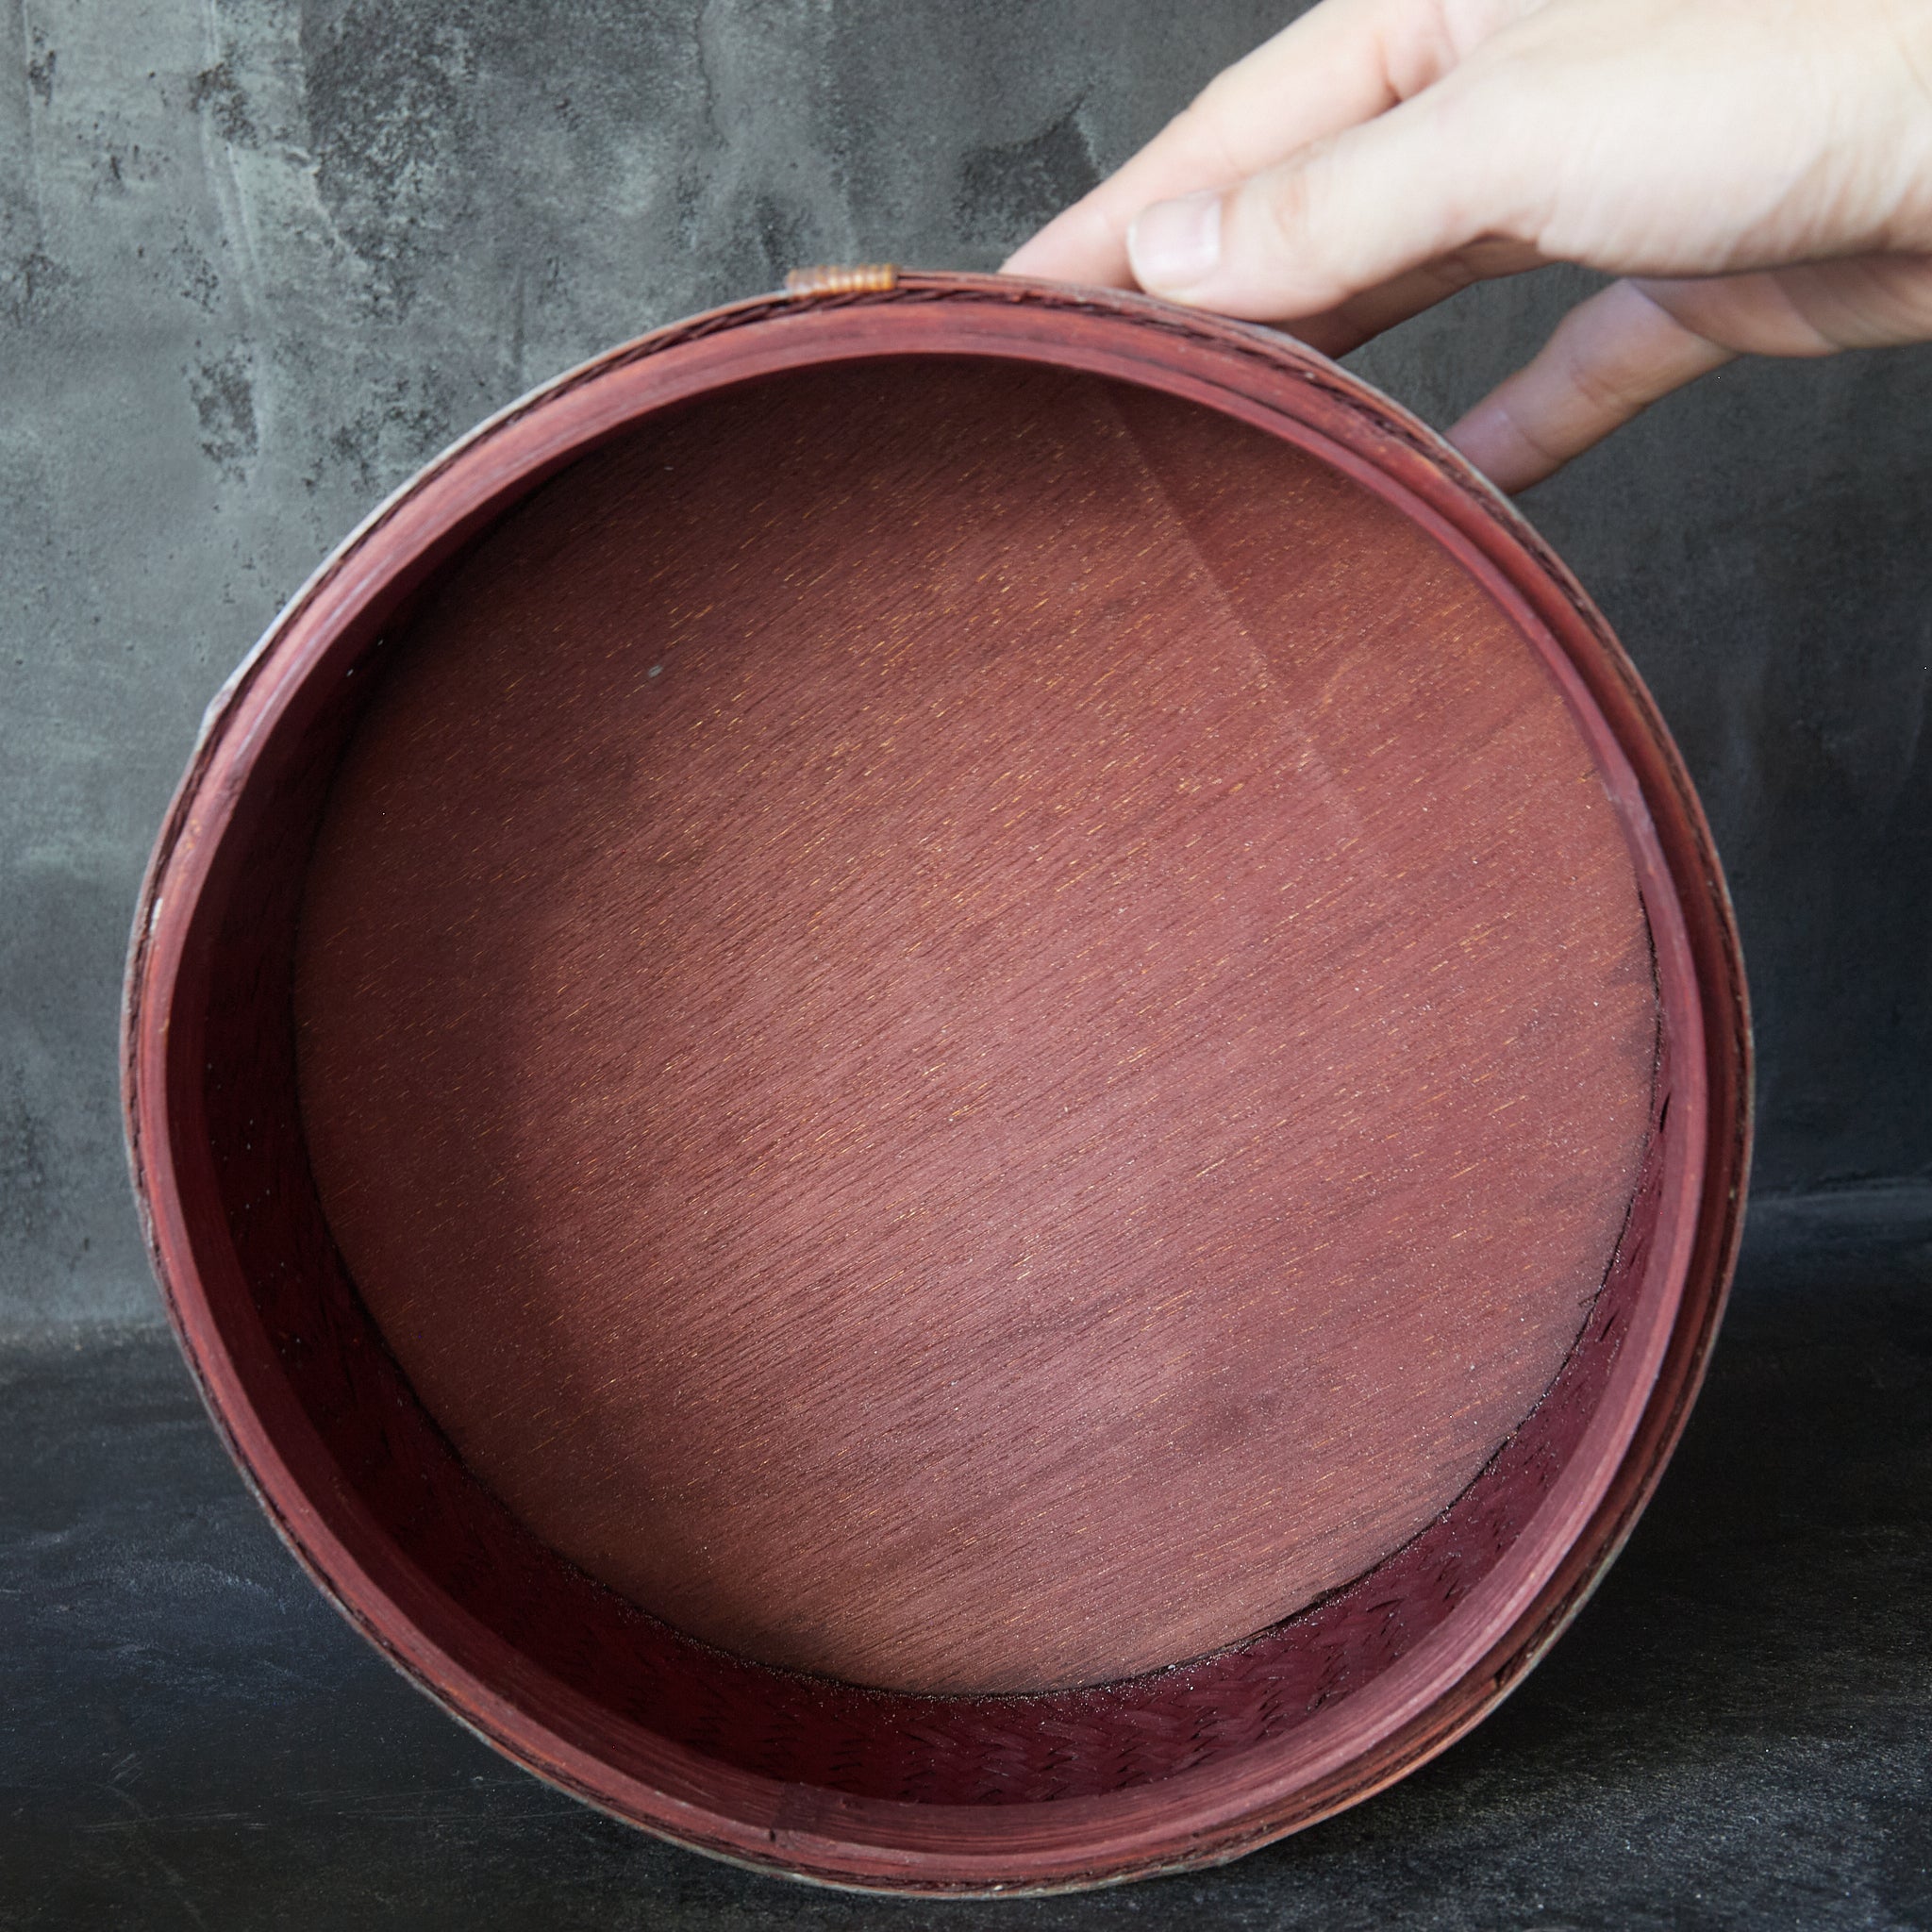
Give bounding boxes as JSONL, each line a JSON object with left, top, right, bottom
{"left": 2, "top": 1, "right": 1930, "bottom": 1337}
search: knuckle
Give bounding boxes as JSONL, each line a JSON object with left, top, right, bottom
{"left": 1247, "top": 160, "right": 1319, "bottom": 258}
{"left": 1165, "top": 94, "right": 1243, "bottom": 178}
{"left": 1491, "top": 392, "right": 1569, "bottom": 475}
{"left": 1557, "top": 336, "right": 1644, "bottom": 418}
{"left": 1233, "top": 157, "right": 1349, "bottom": 309}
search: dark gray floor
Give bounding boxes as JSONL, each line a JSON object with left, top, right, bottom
{"left": 4, "top": 1194, "right": 1929, "bottom": 1930}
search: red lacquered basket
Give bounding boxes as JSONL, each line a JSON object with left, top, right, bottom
{"left": 123, "top": 272, "right": 1749, "bottom": 1895}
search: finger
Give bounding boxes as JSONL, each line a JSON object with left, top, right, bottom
{"left": 1447, "top": 278, "right": 1735, "bottom": 492}
{"left": 1004, "top": 0, "right": 1489, "bottom": 288}
{"left": 1634, "top": 255, "right": 1932, "bottom": 356}
{"left": 1283, "top": 238, "right": 1546, "bottom": 357}
{"left": 1450, "top": 257, "right": 1932, "bottom": 492}
{"left": 1126, "top": 87, "right": 1516, "bottom": 319}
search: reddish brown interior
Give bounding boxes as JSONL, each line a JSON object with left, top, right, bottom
{"left": 186, "top": 357, "right": 1670, "bottom": 1804}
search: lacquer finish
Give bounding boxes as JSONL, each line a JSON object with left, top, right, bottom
{"left": 294, "top": 358, "right": 1656, "bottom": 1697}
{"left": 123, "top": 274, "right": 1750, "bottom": 1895}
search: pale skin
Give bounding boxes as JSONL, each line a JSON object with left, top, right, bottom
{"left": 1004, "top": 0, "right": 1932, "bottom": 491}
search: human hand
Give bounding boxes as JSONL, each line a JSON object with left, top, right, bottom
{"left": 1005, "top": 0, "right": 1932, "bottom": 490}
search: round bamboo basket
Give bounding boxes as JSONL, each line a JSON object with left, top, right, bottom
{"left": 123, "top": 272, "right": 1749, "bottom": 1895}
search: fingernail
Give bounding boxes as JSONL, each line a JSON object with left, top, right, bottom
{"left": 1128, "top": 191, "right": 1222, "bottom": 292}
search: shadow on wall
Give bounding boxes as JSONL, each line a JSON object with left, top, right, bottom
{"left": 1528, "top": 347, "right": 1932, "bottom": 1196}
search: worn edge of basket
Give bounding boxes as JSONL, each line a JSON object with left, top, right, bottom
{"left": 120, "top": 269, "right": 1753, "bottom": 1898}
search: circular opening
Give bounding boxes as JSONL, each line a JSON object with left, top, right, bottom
{"left": 296, "top": 355, "right": 1656, "bottom": 1694}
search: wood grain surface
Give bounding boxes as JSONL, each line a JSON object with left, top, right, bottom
{"left": 292, "top": 357, "right": 1657, "bottom": 1695}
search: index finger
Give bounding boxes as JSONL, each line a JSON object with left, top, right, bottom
{"left": 1003, "top": 0, "right": 1474, "bottom": 288}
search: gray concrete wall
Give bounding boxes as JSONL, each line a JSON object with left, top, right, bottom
{"left": 3, "top": 0, "right": 1928, "bottom": 1339}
